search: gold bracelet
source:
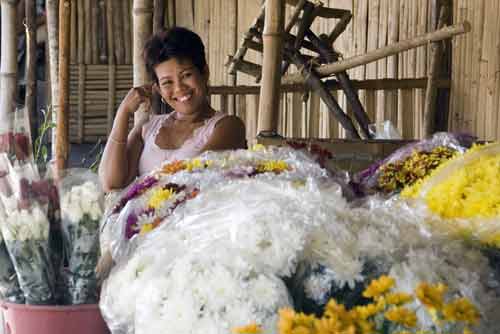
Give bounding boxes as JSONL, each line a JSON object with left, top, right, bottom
{"left": 108, "top": 136, "right": 127, "bottom": 145}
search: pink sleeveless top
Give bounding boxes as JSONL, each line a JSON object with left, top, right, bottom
{"left": 138, "top": 111, "right": 228, "bottom": 175}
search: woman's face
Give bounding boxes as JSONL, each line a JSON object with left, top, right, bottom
{"left": 155, "top": 57, "right": 209, "bottom": 115}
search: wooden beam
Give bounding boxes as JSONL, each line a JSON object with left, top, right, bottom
{"left": 25, "top": 0, "right": 37, "bottom": 140}
{"left": 208, "top": 78, "right": 451, "bottom": 95}
{"left": 423, "top": 4, "right": 449, "bottom": 137}
{"left": 257, "top": 0, "right": 285, "bottom": 135}
{"left": 283, "top": 21, "right": 471, "bottom": 84}
{"left": 56, "top": 0, "right": 71, "bottom": 172}
{"left": 285, "top": 49, "right": 360, "bottom": 139}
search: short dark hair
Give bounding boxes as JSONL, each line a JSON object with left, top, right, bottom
{"left": 143, "top": 27, "right": 207, "bottom": 83}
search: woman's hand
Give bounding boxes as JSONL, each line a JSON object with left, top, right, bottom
{"left": 118, "top": 84, "right": 154, "bottom": 116}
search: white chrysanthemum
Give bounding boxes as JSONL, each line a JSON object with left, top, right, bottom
{"left": 389, "top": 245, "right": 500, "bottom": 334}
{"left": 61, "top": 181, "right": 103, "bottom": 223}
{"left": 1, "top": 205, "right": 49, "bottom": 241}
{"left": 134, "top": 256, "right": 291, "bottom": 334}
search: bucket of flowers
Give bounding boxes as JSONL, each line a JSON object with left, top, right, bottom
{"left": 0, "top": 109, "right": 108, "bottom": 334}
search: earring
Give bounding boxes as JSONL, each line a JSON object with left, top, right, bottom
{"left": 161, "top": 97, "right": 166, "bottom": 104}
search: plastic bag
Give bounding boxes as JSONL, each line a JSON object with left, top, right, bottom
{"left": 0, "top": 196, "right": 55, "bottom": 304}
{"left": 59, "top": 169, "right": 104, "bottom": 304}
{"left": 353, "top": 132, "right": 474, "bottom": 196}
{"left": 0, "top": 201, "right": 25, "bottom": 303}
{"left": 368, "top": 120, "right": 402, "bottom": 139}
{"left": 414, "top": 143, "right": 500, "bottom": 248}
{"left": 99, "top": 147, "right": 500, "bottom": 333}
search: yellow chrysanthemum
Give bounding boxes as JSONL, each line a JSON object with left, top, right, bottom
{"left": 256, "top": 160, "right": 290, "bottom": 174}
{"left": 353, "top": 298, "right": 386, "bottom": 321}
{"left": 278, "top": 308, "right": 317, "bottom": 334}
{"left": 139, "top": 223, "right": 153, "bottom": 235}
{"left": 463, "top": 327, "right": 475, "bottom": 334}
{"left": 147, "top": 187, "right": 175, "bottom": 209}
{"left": 385, "top": 292, "right": 414, "bottom": 306}
{"left": 232, "top": 323, "right": 263, "bottom": 334}
{"left": 250, "top": 144, "right": 266, "bottom": 152}
{"left": 415, "top": 282, "right": 447, "bottom": 310}
{"left": 363, "top": 276, "right": 395, "bottom": 299}
{"left": 161, "top": 160, "right": 186, "bottom": 174}
{"left": 384, "top": 307, "right": 417, "bottom": 328}
{"left": 185, "top": 158, "right": 204, "bottom": 172}
{"left": 442, "top": 298, "right": 481, "bottom": 325}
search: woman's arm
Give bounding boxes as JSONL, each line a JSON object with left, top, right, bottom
{"left": 98, "top": 86, "right": 152, "bottom": 192}
{"left": 203, "top": 115, "right": 247, "bottom": 151}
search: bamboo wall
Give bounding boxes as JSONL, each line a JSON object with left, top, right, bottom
{"left": 67, "top": 0, "right": 499, "bottom": 143}
{"left": 449, "top": 0, "right": 500, "bottom": 141}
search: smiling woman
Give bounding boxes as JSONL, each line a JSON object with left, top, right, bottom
{"left": 98, "top": 27, "right": 247, "bottom": 192}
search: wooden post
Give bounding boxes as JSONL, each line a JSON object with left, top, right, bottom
{"left": 133, "top": 0, "right": 154, "bottom": 124}
{"left": 77, "top": 0, "right": 85, "bottom": 64}
{"left": 56, "top": 0, "right": 71, "bottom": 172}
{"left": 46, "top": 0, "right": 59, "bottom": 156}
{"left": 25, "top": 0, "right": 37, "bottom": 139}
{"left": 84, "top": 0, "right": 91, "bottom": 64}
{"left": 282, "top": 21, "right": 471, "bottom": 84}
{"left": 113, "top": 0, "right": 125, "bottom": 65}
{"left": 257, "top": 0, "right": 285, "bottom": 136}
{"left": 423, "top": 5, "right": 449, "bottom": 137}
{"left": 0, "top": 0, "right": 18, "bottom": 126}
{"left": 151, "top": 0, "right": 165, "bottom": 114}
{"left": 98, "top": 0, "right": 108, "bottom": 63}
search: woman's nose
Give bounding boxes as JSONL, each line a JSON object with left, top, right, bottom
{"left": 173, "top": 79, "right": 187, "bottom": 94}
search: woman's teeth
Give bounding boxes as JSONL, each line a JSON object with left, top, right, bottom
{"left": 178, "top": 94, "right": 192, "bottom": 102}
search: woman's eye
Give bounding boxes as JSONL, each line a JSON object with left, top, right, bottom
{"left": 161, "top": 81, "right": 172, "bottom": 87}
{"left": 182, "top": 72, "right": 192, "bottom": 79}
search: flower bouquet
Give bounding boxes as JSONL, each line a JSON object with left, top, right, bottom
{"left": 0, "top": 194, "right": 55, "bottom": 304}
{"left": 59, "top": 169, "right": 104, "bottom": 304}
{"left": 402, "top": 143, "right": 500, "bottom": 248}
{"left": 353, "top": 132, "right": 474, "bottom": 196}
{"left": 0, "top": 159, "right": 57, "bottom": 304}
{"left": 0, "top": 201, "right": 24, "bottom": 303}
{"left": 235, "top": 276, "right": 482, "bottom": 334}
{"left": 100, "top": 146, "right": 500, "bottom": 334}
{"left": 0, "top": 108, "right": 34, "bottom": 164}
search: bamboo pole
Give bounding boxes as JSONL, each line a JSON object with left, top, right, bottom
{"left": 153, "top": 0, "right": 165, "bottom": 32}
{"left": 132, "top": 0, "right": 153, "bottom": 124}
{"left": 0, "top": 0, "right": 18, "bottom": 125}
{"left": 56, "top": 0, "right": 71, "bottom": 171}
{"left": 98, "top": 0, "right": 108, "bottom": 63}
{"left": 123, "top": 0, "right": 132, "bottom": 64}
{"left": 283, "top": 21, "right": 471, "bottom": 85}
{"left": 423, "top": 4, "right": 449, "bottom": 137}
{"left": 46, "top": 0, "right": 59, "bottom": 155}
{"left": 84, "top": 0, "right": 91, "bottom": 64}
{"left": 70, "top": 0, "right": 77, "bottom": 63}
{"left": 113, "top": 0, "right": 125, "bottom": 64}
{"left": 257, "top": 0, "right": 285, "bottom": 135}
{"left": 91, "top": 0, "right": 99, "bottom": 64}
{"left": 77, "top": 0, "right": 85, "bottom": 64}
{"left": 25, "top": 0, "right": 37, "bottom": 139}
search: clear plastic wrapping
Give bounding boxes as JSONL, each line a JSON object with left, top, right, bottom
{"left": 0, "top": 201, "right": 24, "bottom": 303}
{"left": 59, "top": 169, "right": 104, "bottom": 304}
{"left": 0, "top": 196, "right": 55, "bottom": 304}
{"left": 353, "top": 132, "right": 474, "bottom": 195}
{"left": 99, "top": 146, "right": 500, "bottom": 334}
{"left": 0, "top": 161, "right": 55, "bottom": 304}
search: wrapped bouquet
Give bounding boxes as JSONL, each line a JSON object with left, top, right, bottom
{"left": 354, "top": 132, "right": 474, "bottom": 196}
{"left": 100, "top": 146, "right": 500, "bottom": 334}
{"left": 59, "top": 169, "right": 104, "bottom": 304}
{"left": 0, "top": 194, "right": 55, "bottom": 304}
